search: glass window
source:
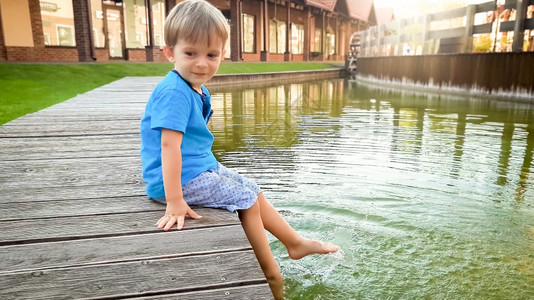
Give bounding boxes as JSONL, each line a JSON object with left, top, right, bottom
{"left": 326, "top": 29, "right": 335, "bottom": 55}
{"left": 314, "top": 28, "right": 322, "bottom": 52}
{"left": 225, "top": 29, "right": 231, "bottom": 59}
{"left": 39, "top": 0, "right": 76, "bottom": 46}
{"left": 123, "top": 0, "right": 147, "bottom": 48}
{"left": 91, "top": 0, "right": 105, "bottom": 48}
{"left": 223, "top": 17, "right": 231, "bottom": 59}
{"left": 152, "top": 0, "right": 165, "bottom": 47}
{"left": 269, "top": 20, "right": 277, "bottom": 53}
{"left": 270, "top": 19, "right": 286, "bottom": 54}
{"left": 277, "top": 21, "right": 286, "bottom": 53}
{"left": 291, "top": 23, "right": 304, "bottom": 54}
{"left": 242, "top": 13, "right": 255, "bottom": 53}
{"left": 102, "top": 1, "right": 124, "bottom": 57}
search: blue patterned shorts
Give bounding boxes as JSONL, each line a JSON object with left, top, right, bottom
{"left": 151, "top": 163, "right": 261, "bottom": 212}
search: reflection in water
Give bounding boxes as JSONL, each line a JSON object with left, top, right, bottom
{"left": 519, "top": 124, "right": 534, "bottom": 201}
{"left": 453, "top": 112, "right": 466, "bottom": 178}
{"left": 209, "top": 79, "right": 534, "bottom": 299}
{"left": 210, "top": 80, "right": 345, "bottom": 153}
{"left": 346, "top": 82, "right": 534, "bottom": 203}
{"left": 498, "top": 122, "right": 514, "bottom": 186}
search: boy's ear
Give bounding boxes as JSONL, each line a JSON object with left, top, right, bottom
{"left": 163, "top": 46, "right": 175, "bottom": 63}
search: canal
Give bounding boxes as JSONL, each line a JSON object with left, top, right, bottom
{"left": 208, "top": 78, "right": 534, "bottom": 299}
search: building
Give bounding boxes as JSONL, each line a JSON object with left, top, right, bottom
{"left": 0, "top": 0, "right": 378, "bottom": 63}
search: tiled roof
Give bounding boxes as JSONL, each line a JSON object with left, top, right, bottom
{"left": 345, "top": 0, "right": 374, "bottom": 22}
{"left": 305, "top": 0, "right": 337, "bottom": 11}
{"left": 375, "top": 7, "right": 394, "bottom": 24}
{"left": 305, "top": 0, "right": 377, "bottom": 24}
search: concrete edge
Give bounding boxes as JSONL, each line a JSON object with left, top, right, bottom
{"left": 354, "top": 74, "right": 534, "bottom": 103}
{"left": 206, "top": 68, "right": 346, "bottom": 86}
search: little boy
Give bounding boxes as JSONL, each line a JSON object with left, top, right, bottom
{"left": 140, "top": 1, "right": 339, "bottom": 298}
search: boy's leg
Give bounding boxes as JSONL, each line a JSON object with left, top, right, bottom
{"left": 256, "top": 193, "right": 339, "bottom": 260}
{"left": 238, "top": 201, "right": 283, "bottom": 300}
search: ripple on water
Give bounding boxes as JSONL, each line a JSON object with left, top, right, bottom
{"left": 211, "top": 81, "right": 534, "bottom": 299}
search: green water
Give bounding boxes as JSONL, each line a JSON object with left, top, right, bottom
{"left": 208, "top": 79, "right": 534, "bottom": 299}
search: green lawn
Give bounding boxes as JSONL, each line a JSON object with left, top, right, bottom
{"left": 0, "top": 62, "right": 336, "bottom": 125}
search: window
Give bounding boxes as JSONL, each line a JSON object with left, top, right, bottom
{"left": 314, "top": 28, "right": 322, "bottom": 52}
{"left": 225, "top": 30, "right": 231, "bottom": 59}
{"left": 91, "top": 0, "right": 105, "bottom": 47}
{"left": 269, "top": 20, "right": 277, "bottom": 53}
{"left": 270, "top": 19, "right": 286, "bottom": 54}
{"left": 326, "top": 28, "right": 336, "bottom": 55}
{"left": 57, "top": 25, "right": 75, "bottom": 46}
{"left": 123, "top": 0, "right": 147, "bottom": 48}
{"left": 44, "top": 33, "right": 51, "bottom": 46}
{"left": 39, "top": 0, "right": 76, "bottom": 46}
{"left": 242, "top": 13, "right": 255, "bottom": 53}
{"left": 151, "top": 0, "right": 165, "bottom": 47}
{"left": 291, "top": 23, "right": 304, "bottom": 54}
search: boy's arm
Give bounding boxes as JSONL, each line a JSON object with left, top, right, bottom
{"left": 156, "top": 129, "right": 202, "bottom": 231}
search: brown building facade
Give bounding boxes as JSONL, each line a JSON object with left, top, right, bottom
{"left": 0, "top": 0, "right": 376, "bottom": 62}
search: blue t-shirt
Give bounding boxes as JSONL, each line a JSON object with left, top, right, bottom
{"left": 140, "top": 70, "right": 218, "bottom": 199}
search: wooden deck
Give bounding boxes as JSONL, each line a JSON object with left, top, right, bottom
{"left": 0, "top": 77, "right": 271, "bottom": 299}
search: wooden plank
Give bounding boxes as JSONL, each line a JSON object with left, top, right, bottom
{"left": 16, "top": 95, "right": 146, "bottom": 105}
{"left": 4, "top": 115, "right": 141, "bottom": 125}
{"left": 0, "top": 119, "right": 141, "bottom": 130}
{"left": 0, "top": 225, "right": 249, "bottom": 274}
{"left": 0, "top": 251, "right": 266, "bottom": 299}
{"left": 476, "top": 1, "right": 496, "bottom": 13}
{"left": 12, "top": 95, "right": 148, "bottom": 107}
{"left": 0, "top": 134, "right": 139, "bottom": 160}
{"left": 0, "top": 120, "right": 141, "bottom": 137}
{"left": 20, "top": 102, "right": 146, "bottom": 110}
{"left": 430, "top": 6, "right": 466, "bottom": 21}
{"left": 429, "top": 26, "right": 466, "bottom": 40}
{"left": 503, "top": 0, "right": 518, "bottom": 9}
{"left": 499, "top": 20, "right": 515, "bottom": 32}
{"left": 1, "top": 181, "right": 144, "bottom": 199}
{"left": 0, "top": 208, "right": 240, "bottom": 246}
{"left": 143, "top": 284, "right": 272, "bottom": 299}
{"left": 94, "top": 76, "right": 161, "bottom": 89}
{"left": 0, "top": 131, "right": 139, "bottom": 138}
{"left": 0, "top": 196, "right": 157, "bottom": 221}
{"left": 473, "top": 23, "right": 493, "bottom": 35}
{"left": 1, "top": 184, "right": 146, "bottom": 202}
{"left": 46, "top": 92, "right": 150, "bottom": 101}
{"left": 0, "top": 157, "right": 141, "bottom": 188}
{"left": 3, "top": 113, "right": 143, "bottom": 126}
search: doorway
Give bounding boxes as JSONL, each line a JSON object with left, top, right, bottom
{"left": 103, "top": 5, "right": 125, "bottom": 59}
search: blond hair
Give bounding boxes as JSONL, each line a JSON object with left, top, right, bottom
{"left": 164, "top": 0, "right": 230, "bottom": 49}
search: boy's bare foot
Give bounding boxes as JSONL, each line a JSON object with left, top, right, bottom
{"left": 287, "top": 238, "right": 339, "bottom": 260}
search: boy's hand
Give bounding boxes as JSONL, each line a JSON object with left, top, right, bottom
{"left": 156, "top": 201, "right": 202, "bottom": 231}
